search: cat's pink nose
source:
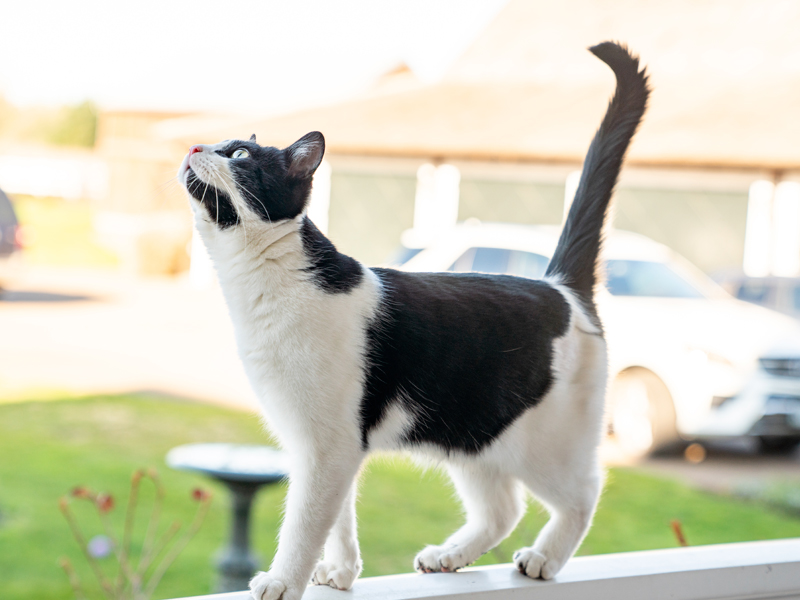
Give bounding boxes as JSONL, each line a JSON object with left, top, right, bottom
{"left": 189, "top": 145, "right": 203, "bottom": 156}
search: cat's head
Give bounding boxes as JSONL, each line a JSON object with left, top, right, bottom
{"left": 179, "top": 131, "right": 325, "bottom": 229}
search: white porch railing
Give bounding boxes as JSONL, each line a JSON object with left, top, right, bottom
{"left": 173, "top": 538, "right": 800, "bottom": 600}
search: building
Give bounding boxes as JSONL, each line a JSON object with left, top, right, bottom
{"left": 117, "top": 0, "right": 800, "bottom": 277}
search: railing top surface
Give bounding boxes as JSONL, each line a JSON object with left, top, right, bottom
{"left": 173, "top": 538, "right": 800, "bottom": 600}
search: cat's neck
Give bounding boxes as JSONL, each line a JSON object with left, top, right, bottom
{"left": 196, "top": 213, "right": 366, "bottom": 319}
{"left": 197, "top": 215, "right": 307, "bottom": 305}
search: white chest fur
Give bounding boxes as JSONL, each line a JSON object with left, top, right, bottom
{"left": 194, "top": 214, "right": 381, "bottom": 451}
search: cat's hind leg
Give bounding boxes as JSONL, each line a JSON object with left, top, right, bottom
{"left": 311, "top": 479, "right": 362, "bottom": 590}
{"left": 415, "top": 463, "right": 525, "bottom": 573}
{"left": 513, "top": 454, "right": 602, "bottom": 580}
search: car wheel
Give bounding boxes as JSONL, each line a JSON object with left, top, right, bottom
{"left": 608, "top": 368, "right": 678, "bottom": 460}
{"left": 758, "top": 436, "right": 800, "bottom": 454}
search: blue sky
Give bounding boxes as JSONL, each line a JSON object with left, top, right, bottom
{"left": 0, "top": 0, "right": 507, "bottom": 113}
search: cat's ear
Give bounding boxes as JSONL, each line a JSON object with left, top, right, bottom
{"left": 249, "top": 133, "right": 257, "bottom": 143}
{"left": 285, "top": 131, "right": 325, "bottom": 179}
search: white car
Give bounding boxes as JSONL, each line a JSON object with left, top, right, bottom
{"left": 393, "top": 222, "right": 798, "bottom": 457}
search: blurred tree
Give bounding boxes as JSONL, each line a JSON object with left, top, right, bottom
{"left": 48, "top": 101, "right": 98, "bottom": 148}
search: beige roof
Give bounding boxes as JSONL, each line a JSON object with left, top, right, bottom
{"left": 186, "top": 0, "right": 800, "bottom": 171}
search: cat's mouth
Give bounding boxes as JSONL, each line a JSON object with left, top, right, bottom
{"left": 178, "top": 152, "right": 194, "bottom": 183}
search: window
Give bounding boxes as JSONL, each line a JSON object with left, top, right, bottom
{"left": 605, "top": 260, "right": 704, "bottom": 298}
{"left": 736, "top": 280, "right": 774, "bottom": 308}
{"left": 385, "top": 246, "right": 422, "bottom": 267}
{"left": 449, "top": 247, "right": 548, "bottom": 279}
{"left": 508, "top": 251, "right": 549, "bottom": 279}
{"left": 791, "top": 284, "right": 800, "bottom": 312}
{"left": 449, "top": 247, "right": 509, "bottom": 274}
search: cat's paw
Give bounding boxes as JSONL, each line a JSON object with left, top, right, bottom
{"left": 513, "top": 547, "right": 563, "bottom": 580}
{"left": 249, "top": 571, "right": 298, "bottom": 600}
{"left": 311, "top": 559, "right": 362, "bottom": 590}
{"left": 414, "top": 544, "right": 470, "bottom": 573}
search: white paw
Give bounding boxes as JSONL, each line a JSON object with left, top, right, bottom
{"left": 311, "top": 559, "right": 362, "bottom": 590}
{"left": 513, "top": 548, "right": 563, "bottom": 580}
{"left": 414, "top": 544, "right": 470, "bottom": 573}
{"left": 249, "top": 571, "right": 295, "bottom": 600}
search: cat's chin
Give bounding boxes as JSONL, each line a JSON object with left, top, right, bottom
{"left": 177, "top": 153, "right": 191, "bottom": 182}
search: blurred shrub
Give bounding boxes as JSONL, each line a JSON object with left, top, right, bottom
{"left": 0, "top": 98, "right": 98, "bottom": 148}
{"left": 48, "top": 101, "right": 98, "bottom": 148}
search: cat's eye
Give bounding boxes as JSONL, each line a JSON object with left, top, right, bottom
{"left": 231, "top": 148, "right": 250, "bottom": 159}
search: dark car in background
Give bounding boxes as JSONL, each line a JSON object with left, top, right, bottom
{"left": 0, "top": 187, "right": 21, "bottom": 289}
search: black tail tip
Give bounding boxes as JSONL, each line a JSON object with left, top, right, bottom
{"left": 588, "top": 41, "right": 643, "bottom": 75}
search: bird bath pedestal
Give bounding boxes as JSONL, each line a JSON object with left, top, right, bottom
{"left": 166, "top": 443, "right": 289, "bottom": 593}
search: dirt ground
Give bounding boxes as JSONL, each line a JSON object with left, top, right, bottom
{"left": 641, "top": 439, "right": 800, "bottom": 495}
{"left": 0, "top": 266, "right": 258, "bottom": 409}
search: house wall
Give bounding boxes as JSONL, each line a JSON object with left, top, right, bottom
{"left": 325, "top": 158, "right": 753, "bottom": 274}
{"left": 614, "top": 188, "right": 749, "bottom": 276}
{"left": 328, "top": 171, "right": 416, "bottom": 265}
{"left": 459, "top": 179, "right": 565, "bottom": 225}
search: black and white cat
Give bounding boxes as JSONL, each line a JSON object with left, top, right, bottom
{"left": 179, "top": 42, "right": 648, "bottom": 600}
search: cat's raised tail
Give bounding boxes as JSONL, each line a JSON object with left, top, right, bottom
{"left": 544, "top": 41, "right": 649, "bottom": 324}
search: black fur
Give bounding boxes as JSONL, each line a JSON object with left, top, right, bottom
{"left": 545, "top": 42, "right": 650, "bottom": 325}
{"left": 357, "top": 42, "right": 648, "bottom": 451}
{"left": 227, "top": 140, "right": 314, "bottom": 222}
{"left": 186, "top": 169, "right": 239, "bottom": 228}
{"left": 360, "top": 269, "right": 571, "bottom": 452}
{"left": 188, "top": 44, "right": 647, "bottom": 456}
{"left": 300, "top": 217, "right": 363, "bottom": 293}
{"left": 186, "top": 135, "right": 324, "bottom": 225}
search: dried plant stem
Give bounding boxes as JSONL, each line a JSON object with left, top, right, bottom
{"left": 59, "top": 557, "right": 89, "bottom": 600}
{"left": 60, "top": 470, "right": 211, "bottom": 600}
{"left": 136, "top": 471, "right": 165, "bottom": 577}
{"left": 96, "top": 509, "right": 138, "bottom": 600}
{"left": 137, "top": 520, "right": 181, "bottom": 581}
{"left": 671, "top": 519, "right": 689, "bottom": 547}
{"left": 59, "top": 500, "right": 116, "bottom": 600}
{"left": 116, "top": 471, "right": 143, "bottom": 594}
{"left": 144, "top": 497, "right": 212, "bottom": 598}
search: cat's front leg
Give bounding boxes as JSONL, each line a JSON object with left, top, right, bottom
{"left": 250, "top": 448, "right": 363, "bottom": 600}
{"left": 311, "top": 480, "right": 362, "bottom": 590}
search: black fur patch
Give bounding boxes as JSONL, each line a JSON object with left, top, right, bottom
{"left": 300, "top": 217, "right": 363, "bottom": 293}
{"left": 545, "top": 42, "right": 649, "bottom": 328}
{"left": 360, "top": 269, "right": 571, "bottom": 453}
{"left": 186, "top": 137, "right": 319, "bottom": 226}
{"left": 186, "top": 169, "right": 239, "bottom": 228}
{"left": 227, "top": 141, "right": 312, "bottom": 222}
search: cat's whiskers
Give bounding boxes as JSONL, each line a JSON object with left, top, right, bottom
{"left": 209, "top": 174, "right": 221, "bottom": 245}
{"left": 209, "top": 166, "right": 251, "bottom": 253}
{"left": 237, "top": 183, "right": 272, "bottom": 225}
{"left": 155, "top": 174, "right": 182, "bottom": 194}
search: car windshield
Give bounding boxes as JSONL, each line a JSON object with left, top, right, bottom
{"left": 448, "top": 247, "right": 706, "bottom": 299}
{"left": 605, "top": 259, "right": 704, "bottom": 298}
{"left": 449, "top": 248, "right": 549, "bottom": 279}
{"left": 384, "top": 245, "right": 423, "bottom": 267}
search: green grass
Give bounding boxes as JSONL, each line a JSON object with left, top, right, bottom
{"left": 2, "top": 395, "right": 800, "bottom": 600}
{"left": 11, "top": 195, "right": 118, "bottom": 268}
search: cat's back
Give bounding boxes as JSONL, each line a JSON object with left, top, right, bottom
{"left": 371, "top": 267, "right": 571, "bottom": 338}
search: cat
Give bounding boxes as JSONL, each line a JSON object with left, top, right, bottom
{"left": 179, "top": 41, "right": 649, "bottom": 600}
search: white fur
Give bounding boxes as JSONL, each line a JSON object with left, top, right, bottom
{"left": 181, "top": 148, "right": 608, "bottom": 600}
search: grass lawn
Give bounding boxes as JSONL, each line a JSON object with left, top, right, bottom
{"left": 2, "top": 395, "right": 800, "bottom": 600}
